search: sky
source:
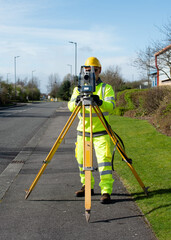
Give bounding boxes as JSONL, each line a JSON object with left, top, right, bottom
{"left": 0, "top": 0, "right": 170, "bottom": 93}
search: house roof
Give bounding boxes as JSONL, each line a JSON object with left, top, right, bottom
{"left": 155, "top": 44, "right": 171, "bottom": 56}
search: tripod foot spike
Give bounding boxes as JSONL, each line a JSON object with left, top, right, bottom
{"left": 85, "top": 210, "right": 91, "bottom": 223}
{"left": 25, "top": 190, "right": 31, "bottom": 200}
{"left": 144, "top": 186, "right": 150, "bottom": 196}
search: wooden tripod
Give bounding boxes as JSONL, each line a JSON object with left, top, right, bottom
{"left": 25, "top": 95, "right": 148, "bottom": 222}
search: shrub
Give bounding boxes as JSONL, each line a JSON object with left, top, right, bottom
{"left": 113, "top": 107, "right": 127, "bottom": 116}
{"left": 142, "top": 87, "right": 169, "bottom": 114}
{"left": 116, "top": 91, "right": 127, "bottom": 107}
{"left": 115, "top": 89, "right": 146, "bottom": 114}
{"left": 113, "top": 86, "right": 171, "bottom": 135}
{"left": 124, "top": 89, "right": 138, "bottom": 110}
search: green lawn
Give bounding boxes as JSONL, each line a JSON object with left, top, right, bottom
{"left": 110, "top": 115, "right": 171, "bottom": 240}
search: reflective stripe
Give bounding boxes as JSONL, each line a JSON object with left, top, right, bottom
{"left": 110, "top": 101, "right": 115, "bottom": 109}
{"left": 104, "top": 97, "right": 115, "bottom": 101}
{"left": 78, "top": 112, "right": 109, "bottom": 117}
{"left": 80, "top": 171, "right": 85, "bottom": 175}
{"left": 102, "top": 83, "right": 106, "bottom": 99}
{"left": 71, "top": 98, "right": 76, "bottom": 102}
{"left": 77, "top": 130, "right": 108, "bottom": 137}
{"left": 78, "top": 163, "right": 83, "bottom": 168}
{"left": 99, "top": 170, "right": 112, "bottom": 176}
{"left": 98, "top": 162, "right": 112, "bottom": 167}
{"left": 104, "top": 97, "right": 115, "bottom": 109}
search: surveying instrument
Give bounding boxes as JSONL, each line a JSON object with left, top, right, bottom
{"left": 25, "top": 66, "right": 148, "bottom": 222}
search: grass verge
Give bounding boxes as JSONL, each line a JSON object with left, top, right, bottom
{"left": 110, "top": 115, "right": 171, "bottom": 240}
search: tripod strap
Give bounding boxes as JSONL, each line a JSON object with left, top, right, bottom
{"left": 98, "top": 109, "right": 132, "bottom": 166}
{"left": 111, "top": 140, "right": 119, "bottom": 171}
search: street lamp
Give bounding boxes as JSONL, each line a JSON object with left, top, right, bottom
{"left": 32, "top": 70, "right": 36, "bottom": 100}
{"left": 69, "top": 41, "right": 77, "bottom": 77}
{"left": 14, "top": 56, "right": 20, "bottom": 99}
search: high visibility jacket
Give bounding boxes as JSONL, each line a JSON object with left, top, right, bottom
{"left": 68, "top": 78, "right": 115, "bottom": 134}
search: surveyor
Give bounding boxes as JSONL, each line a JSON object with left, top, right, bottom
{"left": 68, "top": 57, "right": 115, "bottom": 204}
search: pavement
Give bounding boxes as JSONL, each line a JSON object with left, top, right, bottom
{"left": 0, "top": 105, "right": 158, "bottom": 240}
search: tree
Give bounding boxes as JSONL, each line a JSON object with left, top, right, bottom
{"left": 63, "top": 73, "right": 75, "bottom": 94}
{"left": 100, "top": 65, "right": 125, "bottom": 92}
{"left": 133, "top": 46, "right": 155, "bottom": 86}
{"left": 17, "top": 77, "right": 28, "bottom": 87}
{"left": 0, "top": 75, "right": 41, "bottom": 103}
{"left": 134, "top": 44, "right": 171, "bottom": 84}
{"left": 133, "top": 19, "right": 171, "bottom": 84}
{"left": 47, "top": 73, "right": 60, "bottom": 97}
{"left": 57, "top": 80, "right": 71, "bottom": 101}
{"left": 0, "top": 81, "right": 14, "bottom": 104}
{"left": 157, "top": 18, "right": 171, "bottom": 44}
{"left": 25, "top": 77, "right": 40, "bottom": 101}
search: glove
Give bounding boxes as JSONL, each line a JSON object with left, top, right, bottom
{"left": 75, "top": 95, "right": 82, "bottom": 105}
{"left": 92, "top": 95, "right": 103, "bottom": 106}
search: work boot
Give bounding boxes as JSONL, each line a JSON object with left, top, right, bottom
{"left": 75, "top": 185, "right": 94, "bottom": 197}
{"left": 100, "top": 193, "right": 111, "bottom": 204}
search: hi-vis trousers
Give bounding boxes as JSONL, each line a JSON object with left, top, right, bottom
{"left": 75, "top": 134, "right": 114, "bottom": 195}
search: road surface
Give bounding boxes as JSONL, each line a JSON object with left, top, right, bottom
{"left": 0, "top": 102, "right": 65, "bottom": 173}
{"left": 0, "top": 102, "right": 157, "bottom": 240}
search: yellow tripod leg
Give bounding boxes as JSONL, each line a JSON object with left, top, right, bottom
{"left": 25, "top": 105, "right": 81, "bottom": 199}
{"left": 123, "top": 161, "right": 148, "bottom": 195}
{"left": 93, "top": 105, "right": 148, "bottom": 195}
{"left": 83, "top": 104, "right": 93, "bottom": 222}
{"left": 85, "top": 142, "right": 92, "bottom": 222}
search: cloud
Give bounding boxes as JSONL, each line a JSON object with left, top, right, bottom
{"left": 0, "top": 23, "right": 128, "bottom": 92}
{"left": 0, "top": 23, "right": 122, "bottom": 50}
{"left": 79, "top": 46, "right": 93, "bottom": 52}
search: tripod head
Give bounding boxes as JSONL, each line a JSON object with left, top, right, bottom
{"left": 76, "top": 94, "right": 95, "bottom": 107}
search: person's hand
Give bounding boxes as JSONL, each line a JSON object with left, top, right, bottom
{"left": 75, "top": 95, "right": 82, "bottom": 105}
{"left": 92, "top": 95, "right": 103, "bottom": 106}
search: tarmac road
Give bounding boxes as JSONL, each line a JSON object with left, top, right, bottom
{"left": 0, "top": 102, "right": 66, "bottom": 174}
{"left": 0, "top": 102, "right": 158, "bottom": 240}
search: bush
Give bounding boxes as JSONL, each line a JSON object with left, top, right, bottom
{"left": 113, "top": 107, "right": 127, "bottom": 116}
{"left": 115, "top": 89, "right": 146, "bottom": 115}
{"left": 114, "top": 87, "right": 171, "bottom": 116}
{"left": 0, "top": 82, "right": 14, "bottom": 105}
{"left": 113, "top": 86, "right": 171, "bottom": 135}
{"left": 0, "top": 79, "right": 41, "bottom": 104}
{"left": 116, "top": 91, "right": 127, "bottom": 107}
{"left": 142, "top": 87, "right": 169, "bottom": 114}
{"left": 124, "top": 89, "right": 139, "bottom": 110}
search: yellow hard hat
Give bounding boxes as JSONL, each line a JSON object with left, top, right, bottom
{"left": 84, "top": 57, "right": 101, "bottom": 68}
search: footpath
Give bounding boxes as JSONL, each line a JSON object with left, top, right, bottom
{"left": 0, "top": 105, "right": 157, "bottom": 240}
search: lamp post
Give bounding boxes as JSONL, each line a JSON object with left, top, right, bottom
{"left": 69, "top": 41, "right": 77, "bottom": 77}
{"left": 32, "top": 70, "right": 36, "bottom": 100}
{"left": 14, "top": 56, "right": 20, "bottom": 99}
